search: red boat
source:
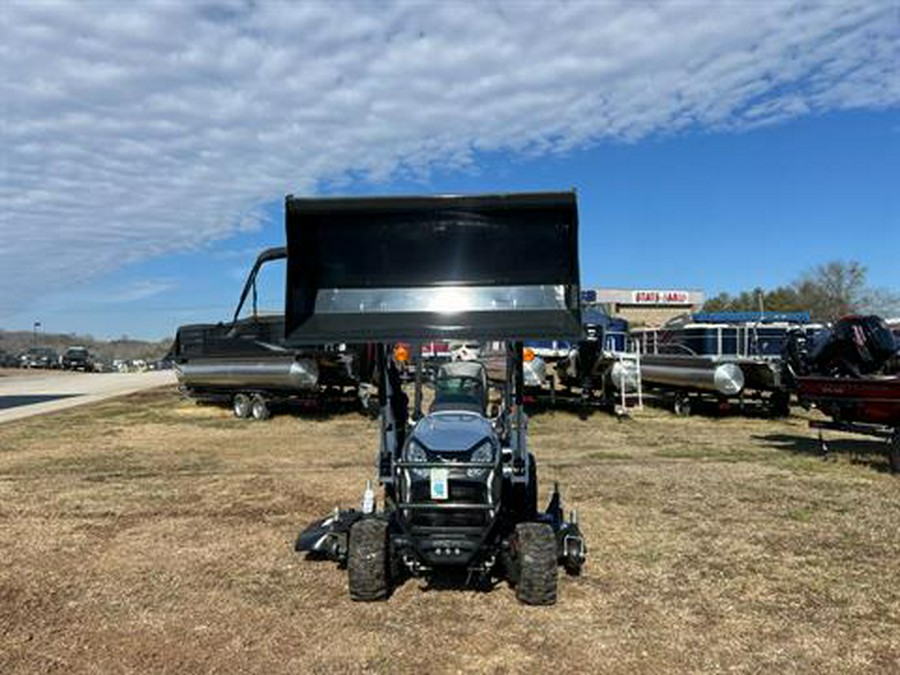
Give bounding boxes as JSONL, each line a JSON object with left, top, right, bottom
{"left": 796, "top": 375, "right": 899, "bottom": 473}
{"left": 785, "top": 316, "right": 900, "bottom": 472}
{"left": 797, "top": 375, "right": 900, "bottom": 427}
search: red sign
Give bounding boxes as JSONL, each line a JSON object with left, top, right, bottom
{"left": 632, "top": 290, "right": 690, "bottom": 305}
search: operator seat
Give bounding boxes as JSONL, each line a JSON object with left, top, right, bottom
{"left": 430, "top": 361, "right": 488, "bottom": 415}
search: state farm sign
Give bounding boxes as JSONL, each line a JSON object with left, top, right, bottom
{"left": 632, "top": 290, "right": 690, "bottom": 305}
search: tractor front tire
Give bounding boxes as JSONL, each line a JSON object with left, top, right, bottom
{"left": 348, "top": 519, "right": 390, "bottom": 601}
{"left": 514, "top": 522, "right": 558, "bottom": 606}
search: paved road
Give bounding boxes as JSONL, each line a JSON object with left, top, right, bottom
{"left": 0, "top": 370, "right": 177, "bottom": 424}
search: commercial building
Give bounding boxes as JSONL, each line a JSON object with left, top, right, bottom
{"left": 582, "top": 288, "right": 705, "bottom": 327}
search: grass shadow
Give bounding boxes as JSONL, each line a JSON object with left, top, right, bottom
{"left": 524, "top": 394, "right": 619, "bottom": 421}
{"left": 754, "top": 432, "right": 895, "bottom": 474}
{"left": 415, "top": 568, "right": 500, "bottom": 595}
{"left": 643, "top": 393, "right": 784, "bottom": 420}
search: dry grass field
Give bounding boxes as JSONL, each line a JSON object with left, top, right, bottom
{"left": 1, "top": 387, "right": 898, "bottom": 674}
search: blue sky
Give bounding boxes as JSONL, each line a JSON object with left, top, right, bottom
{"left": 1, "top": 2, "right": 898, "bottom": 339}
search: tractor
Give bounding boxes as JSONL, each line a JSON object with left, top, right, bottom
{"left": 289, "top": 192, "right": 587, "bottom": 604}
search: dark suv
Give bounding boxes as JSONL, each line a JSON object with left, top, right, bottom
{"left": 62, "top": 346, "right": 94, "bottom": 371}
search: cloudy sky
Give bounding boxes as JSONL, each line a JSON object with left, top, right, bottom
{"left": 1, "top": 1, "right": 898, "bottom": 339}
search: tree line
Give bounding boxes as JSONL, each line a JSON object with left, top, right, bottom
{"left": 0, "top": 329, "right": 171, "bottom": 364}
{"left": 702, "top": 260, "right": 899, "bottom": 323}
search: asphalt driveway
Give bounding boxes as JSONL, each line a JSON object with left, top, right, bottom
{"left": 0, "top": 370, "right": 176, "bottom": 423}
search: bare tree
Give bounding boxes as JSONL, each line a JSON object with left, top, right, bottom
{"left": 794, "top": 260, "right": 867, "bottom": 322}
{"left": 702, "top": 260, "right": 895, "bottom": 323}
{"left": 860, "top": 287, "right": 900, "bottom": 319}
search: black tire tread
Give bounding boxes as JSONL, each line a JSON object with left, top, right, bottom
{"left": 348, "top": 519, "right": 390, "bottom": 601}
{"left": 515, "top": 522, "right": 558, "bottom": 606}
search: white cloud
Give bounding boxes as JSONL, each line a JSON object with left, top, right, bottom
{"left": 31, "top": 277, "right": 177, "bottom": 310}
{"left": 1, "top": 1, "right": 897, "bottom": 317}
{"left": 103, "top": 279, "right": 177, "bottom": 304}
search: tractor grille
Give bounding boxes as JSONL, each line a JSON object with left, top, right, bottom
{"left": 406, "top": 478, "right": 491, "bottom": 529}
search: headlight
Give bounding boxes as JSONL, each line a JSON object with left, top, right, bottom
{"left": 405, "top": 441, "right": 429, "bottom": 479}
{"left": 467, "top": 441, "right": 495, "bottom": 479}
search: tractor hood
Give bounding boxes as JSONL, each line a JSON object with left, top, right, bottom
{"left": 283, "top": 192, "right": 581, "bottom": 344}
{"left": 409, "top": 412, "right": 496, "bottom": 452}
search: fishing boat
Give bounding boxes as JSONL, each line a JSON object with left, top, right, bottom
{"left": 796, "top": 375, "right": 900, "bottom": 428}
{"left": 787, "top": 315, "right": 899, "bottom": 472}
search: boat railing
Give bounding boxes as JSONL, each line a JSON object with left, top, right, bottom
{"left": 602, "top": 330, "right": 631, "bottom": 355}
{"left": 634, "top": 324, "right": 786, "bottom": 360}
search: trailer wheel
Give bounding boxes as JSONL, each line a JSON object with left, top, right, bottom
{"left": 250, "top": 395, "right": 271, "bottom": 421}
{"left": 578, "top": 384, "right": 592, "bottom": 421}
{"left": 673, "top": 395, "right": 692, "bottom": 417}
{"left": 233, "top": 393, "right": 251, "bottom": 419}
{"left": 514, "top": 522, "right": 557, "bottom": 606}
{"left": 348, "top": 518, "right": 390, "bottom": 601}
{"left": 889, "top": 432, "right": 900, "bottom": 475}
{"left": 769, "top": 390, "right": 791, "bottom": 418}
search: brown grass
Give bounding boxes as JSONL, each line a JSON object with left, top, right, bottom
{"left": 1, "top": 388, "right": 898, "bottom": 674}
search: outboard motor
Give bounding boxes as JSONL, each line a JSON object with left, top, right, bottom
{"left": 781, "top": 327, "right": 812, "bottom": 385}
{"left": 805, "top": 315, "right": 897, "bottom": 378}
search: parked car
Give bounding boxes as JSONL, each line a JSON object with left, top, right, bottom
{"left": 0, "top": 349, "right": 20, "bottom": 368}
{"left": 20, "top": 346, "right": 60, "bottom": 369}
{"left": 151, "top": 358, "right": 173, "bottom": 371}
{"left": 62, "top": 346, "right": 94, "bottom": 371}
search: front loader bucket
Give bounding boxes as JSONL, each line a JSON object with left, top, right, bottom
{"left": 284, "top": 192, "right": 581, "bottom": 344}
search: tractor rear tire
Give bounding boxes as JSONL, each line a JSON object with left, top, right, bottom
{"left": 233, "top": 393, "right": 251, "bottom": 419}
{"left": 348, "top": 518, "right": 390, "bottom": 601}
{"left": 514, "top": 522, "right": 558, "bottom": 606}
{"left": 250, "top": 395, "right": 270, "bottom": 421}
